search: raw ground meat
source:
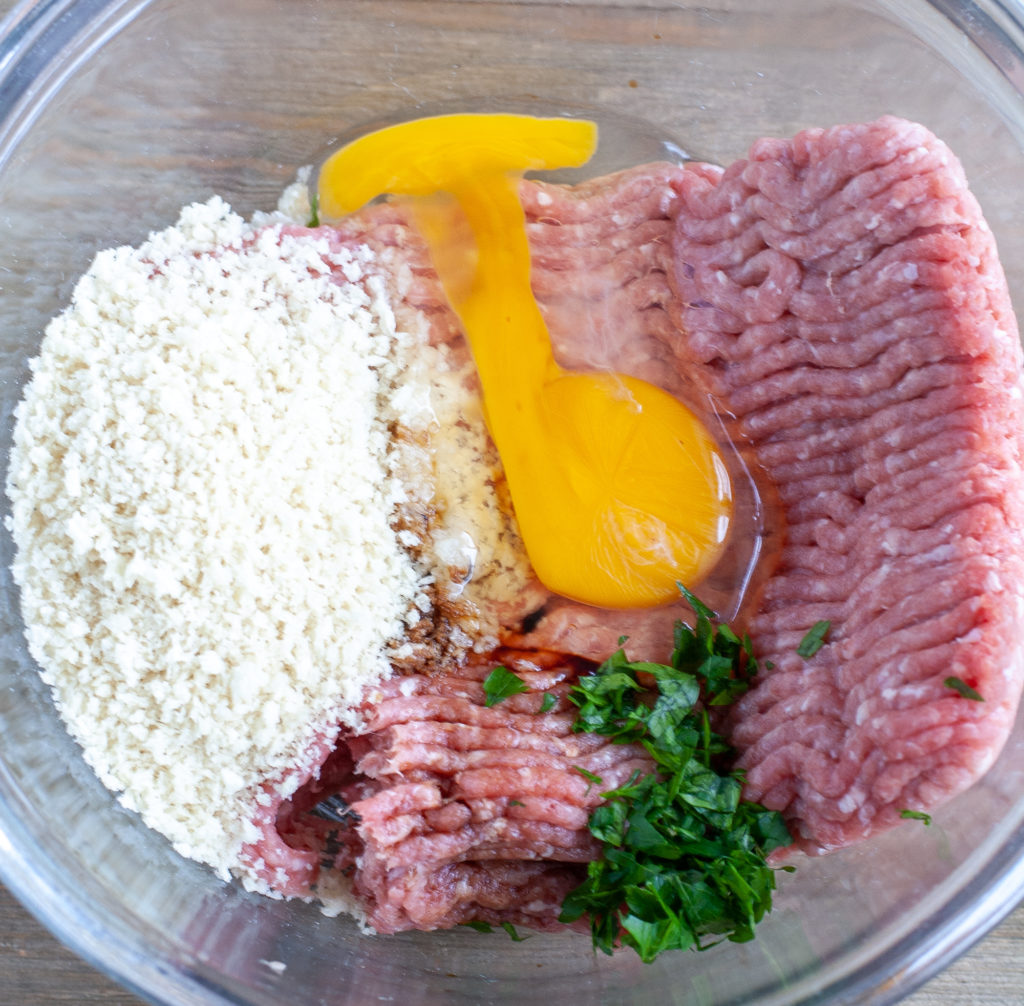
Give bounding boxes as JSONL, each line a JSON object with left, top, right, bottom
{"left": 666, "top": 116, "right": 1024, "bottom": 851}
{"left": 268, "top": 651, "right": 651, "bottom": 932}
{"left": 253, "top": 116, "right": 1024, "bottom": 922}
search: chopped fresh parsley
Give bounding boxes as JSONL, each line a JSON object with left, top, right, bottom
{"left": 944, "top": 676, "right": 984, "bottom": 702}
{"left": 573, "top": 766, "right": 604, "bottom": 793}
{"left": 796, "top": 620, "right": 831, "bottom": 658}
{"left": 307, "top": 190, "right": 320, "bottom": 228}
{"left": 558, "top": 587, "right": 791, "bottom": 963}
{"left": 899, "top": 809, "right": 932, "bottom": 826}
{"left": 539, "top": 692, "right": 558, "bottom": 713}
{"left": 459, "top": 920, "right": 528, "bottom": 941}
{"left": 482, "top": 665, "right": 530, "bottom": 707}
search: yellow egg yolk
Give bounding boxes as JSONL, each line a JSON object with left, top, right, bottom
{"left": 317, "top": 113, "right": 732, "bottom": 609}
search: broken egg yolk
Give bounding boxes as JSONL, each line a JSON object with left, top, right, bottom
{"left": 318, "top": 113, "right": 732, "bottom": 609}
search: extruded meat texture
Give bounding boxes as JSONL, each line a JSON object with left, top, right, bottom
{"left": 666, "top": 116, "right": 1024, "bottom": 852}
{"left": 350, "top": 653, "right": 655, "bottom": 932}
{"left": 265, "top": 652, "right": 652, "bottom": 932}
{"left": 255, "top": 116, "right": 1024, "bottom": 921}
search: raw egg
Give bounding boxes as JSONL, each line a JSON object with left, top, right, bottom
{"left": 318, "top": 113, "right": 732, "bottom": 609}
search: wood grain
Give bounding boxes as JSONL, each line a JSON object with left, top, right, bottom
{"left": 0, "top": 882, "right": 144, "bottom": 1005}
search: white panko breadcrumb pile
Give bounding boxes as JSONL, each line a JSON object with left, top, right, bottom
{"left": 5, "top": 195, "right": 443, "bottom": 879}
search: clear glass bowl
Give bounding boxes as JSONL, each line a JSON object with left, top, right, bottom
{"left": 1, "top": 1, "right": 1023, "bottom": 1003}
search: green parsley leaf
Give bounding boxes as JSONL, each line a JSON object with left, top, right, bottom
{"left": 462, "top": 919, "right": 529, "bottom": 941}
{"left": 944, "top": 676, "right": 984, "bottom": 702}
{"left": 307, "top": 190, "right": 320, "bottom": 228}
{"left": 573, "top": 766, "right": 604, "bottom": 792}
{"left": 587, "top": 800, "right": 629, "bottom": 845}
{"left": 645, "top": 674, "right": 700, "bottom": 748}
{"left": 796, "top": 620, "right": 831, "bottom": 658}
{"left": 482, "top": 666, "right": 530, "bottom": 707}
{"left": 508, "top": 799, "right": 525, "bottom": 807}
{"left": 677, "top": 583, "right": 716, "bottom": 621}
{"left": 560, "top": 587, "right": 792, "bottom": 963}
{"left": 899, "top": 809, "right": 932, "bottom": 826}
{"left": 538, "top": 692, "right": 557, "bottom": 713}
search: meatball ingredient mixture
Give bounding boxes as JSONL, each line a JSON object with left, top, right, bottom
{"left": 7, "top": 114, "right": 1024, "bottom": 956}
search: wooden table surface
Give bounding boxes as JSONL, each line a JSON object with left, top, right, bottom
{"left": 1, "top": 0, "right": 1023, "bottom": 1002}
